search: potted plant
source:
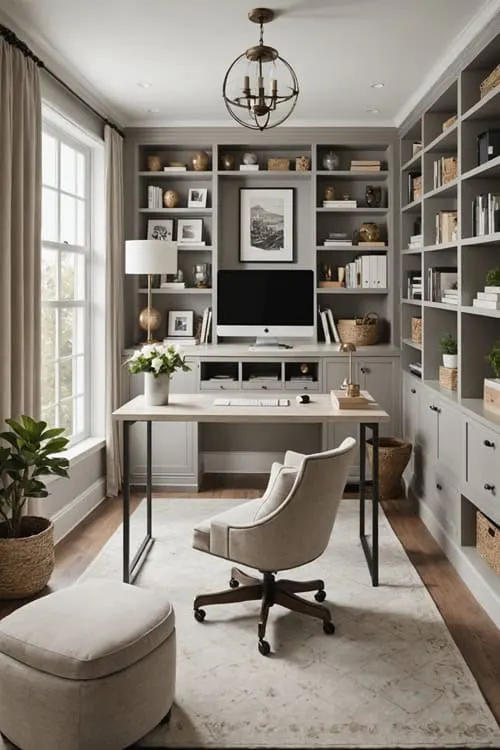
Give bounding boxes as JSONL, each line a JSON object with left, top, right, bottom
{"left": 486, "top": 266, "right": 500, "bottom": 292}
{"left": 484, "top": 340, "right": 500, "bottom": 416}
{"left": 0, "top": 416, "right": 69, "bottom": 599}
{"left": 439, "top": 333, "right": 458, "bottom": 368}
{"left": 126, "top": 343, "right": 191, "bottom": 405}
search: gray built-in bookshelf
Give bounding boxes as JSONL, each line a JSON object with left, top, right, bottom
{"left": 399, "top": 21, "right": 500, "bottom": 626}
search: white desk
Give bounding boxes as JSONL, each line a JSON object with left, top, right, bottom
{"left": 112, "top": 392, "right": 390, "bottom": 586}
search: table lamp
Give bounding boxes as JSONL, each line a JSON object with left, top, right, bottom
{"left": 125, "top": 240, "right": 177, "bottom": 343}
{"left": 340, "top": 342, "right": 360, "bottom": 397}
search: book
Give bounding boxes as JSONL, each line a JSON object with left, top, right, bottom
{"left": 320, "top": 310, "right": 331, "bottom": 343}
{"left": 325, "top": 309, "right": 341, "bottom": 343}
{"left": 239, "top": 164, "right": 259, "bottom": 171}
{"left": 163, "top": 337, "right": 199, "bottom": 345}
{"left": 160, "top": 282, "right": 185, "bottom": 289}
{"left": 163, "top": 166, "right": 187, "bottom": 172}
{"left": 473, "top": 299, "right": 500, "bottom": 310}
{"left": 478, "top": 291, "right": 500, "bottom": 300}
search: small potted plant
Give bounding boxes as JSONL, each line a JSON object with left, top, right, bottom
{"left": 484, "top": 340, "right": 500, "bottom": 415}
{"left": 439, "top": 333, "right": 458, "bottom": 368}
{"left": 0, "top": 416, "right": 69, "bottom": 599}
{"left": 486, "top": 266, "right": 500, "bottom": 292}
{"left": 126, "top": 343, "right": 191, "bottom": 405}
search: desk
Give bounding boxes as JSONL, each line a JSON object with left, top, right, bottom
{"left": 112, "top": 393, "right": 389, "bottom": 586}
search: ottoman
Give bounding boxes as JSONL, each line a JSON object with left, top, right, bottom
{"left": 0, "top": 579, "right": 176, "bottom": 750}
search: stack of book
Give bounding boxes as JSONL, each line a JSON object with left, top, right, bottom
{"left": 163, "top": 165, "right": 187, "bottom": 172}
{"left": 427, "top": 266, "right": 458, "bottom": 302}
{"left": 199, "top": 307, "right": 212, "bottom": 343}
{"left": 435, "top": 211, "right": 457, "bottom": 244}
{"left": 239, "top": 164, "right": 259, "bottom": 171}
{"left": 350, "top": 160, "right": 382, "bottom": 172}
{"left": 163, "top": 336, "right": 198, "bottom": 346}
{"left": 319, "top": 308, "right": 340, "bottom": 344}
{"left": 322, "top": 199, "right": 357, "bottom": 209}
{"left": 147, "top": 186, "right": 163, "bottom": 208}
{"left": 472, "top": 287, "right": 500, "bottom": 310}
{"left": 472, "top": 193, "right": 500, "bottom": 236}
{"left": 160, "top": 280, "right": 185, "bottom": 289}
{"left": 407, "top": 271, "right": 422, "bottom": 300}
{"left": 408, "top": 233, "right": 423, "bottom": 250}
{"left": 442, "top": 288, "right": 459, "bottom": 305}
{"left": 409, "top": 362, "right": 422, "bottom": 378}
{"left": 432, "top": 156, "right": 457, "bottom": 189}
{"left": 323, "top": 233, "right": 351, "bottom": 247}
{"left": 407, "top": 173, "right": 422, "bottom": 203}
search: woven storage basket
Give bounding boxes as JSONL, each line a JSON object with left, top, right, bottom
{"left": 476, "top": 511, "right": 500, "bottom": 576}
{"left": 367, "top": 438, "right": 412, "bottom": 500}
{"left": 480, "top": 63, "right": 500, "bottom": 98}
{"left": 411, "top": 317, "right": 422, "bottom": 344}
{"left": 439, "top": 366, "right": 457, "bottom": 391}
{"left": 0, "top": 517, "right": 54, "bottom": 599}
{"left": 337, "top": 313, "right": 379, "bottom": 346}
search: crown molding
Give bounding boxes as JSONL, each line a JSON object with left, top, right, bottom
{"left": 126, "top": 117, "right": 396, "bottom": 129}
{"left": 0, "top": 0, "right": 126, "bottom": 127}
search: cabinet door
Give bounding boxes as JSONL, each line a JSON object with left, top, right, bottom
{"left": 324, "top": 360, "right": 359, "bottom": 476}
{"left": 437, "top": 400, "right": 462, "bottom": 483}
{"left": 128, "top": 364, "right": 199, "bottom": 489}
{"left": 357, "top": 357, "right": 399, "bottom": 437}
{"left": 402, "top": 374, "right": 419, "bottom": 484}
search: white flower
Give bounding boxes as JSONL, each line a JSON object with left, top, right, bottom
{"left": 141, "top": 344, "right": 156, "bottom": 357}
{"left": 131, "top": 349, "right": 141, "bottom": 360}
{"left": 151, "top": 356, "right": 163, "bottom": 373}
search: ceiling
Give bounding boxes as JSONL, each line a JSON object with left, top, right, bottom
{"left": 1, "top": 0, "right": 499, "bottom": 128}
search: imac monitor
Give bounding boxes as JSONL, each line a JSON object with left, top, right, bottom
{"left": 217, "top": 269, "right": 315, "bottom": 347}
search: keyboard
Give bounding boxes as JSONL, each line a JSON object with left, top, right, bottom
{"left": 213, "top": 398, "right": 290, "bottom": 407}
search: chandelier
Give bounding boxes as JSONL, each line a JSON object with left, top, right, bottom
{"left": 222, "top": 8, "right": 299, "bottom": 131}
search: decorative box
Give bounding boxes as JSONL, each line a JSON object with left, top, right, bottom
{"left": 295, "top": 156, "right": 310, "bottom": 171}
{"left": 480, "top": 63, "right": 500, "bottom": 99}
{"left": 476, "top": 510, "right": 500, "bottom": 577}
{"left": 477, "top": 129, "right": 500, "bottom": 165}
{"left": 439, "top": 366, "right": 457, "bottom": 391}
{"left": 411, "top": 317, "right": 422, "bottom": 344}
{"left": 267, "top": 158, "right": 290, "bottom": 171}
{"left": 484, "top": 378, "right": 500, "bottom": 415}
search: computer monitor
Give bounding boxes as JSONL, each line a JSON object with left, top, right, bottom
{"left": 216, "top": 269, "right": 315, "bottom": 347}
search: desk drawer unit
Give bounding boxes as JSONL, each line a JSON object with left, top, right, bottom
{"left": 284, "top": 381, "right": 320, "bottom": 392}
{"left": 200, "top": 380, "right": 239, "bottom": 391}
{"left": 466, "top": 420, "right": 500, "bottom": 526}
{"left": 242, "top": 380, "right": 283, "bottom": 391}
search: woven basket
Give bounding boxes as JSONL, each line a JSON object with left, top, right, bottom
{"left": 411, "top": 317, "right": 422, "bottom": 344}
{"left": 337, "top": 313, "right": 379, "bottom": 346}
{"left": 366, "top": 438, "right": 412, "bottom": 500}
{"left": 480, "top": 63, "right": 500, "bottom": 99}
{"left": 476, "top": 511, "right": 500, "bottom": 576}
{"left": 0, "top": 517, "right": 54, "bottom": 599}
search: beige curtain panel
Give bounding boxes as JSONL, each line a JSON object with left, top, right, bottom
{"left": 104, "top": 125, "right": 125, "bottom": 496}
{"left": 0, "top": 37, "right": 42, "bottom": 423}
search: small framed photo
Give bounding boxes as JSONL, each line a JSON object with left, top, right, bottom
{"left": 147, "top": 219, "right": 174, "bottom": 241}
{"left": 239, "top": 187, "right": 294, "bottom": 262}
{"left": 187, "top": 188, "right": 208, "bottom": 208}
{"left": 167, "top": 310, "right": 194, "bottom": 337}
{"left": 177, "top": 218, "right": 203, "bottom": 244}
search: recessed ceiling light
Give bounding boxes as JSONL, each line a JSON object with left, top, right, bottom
{"left": 366, "top": 108, "right": 380, "bottom": 114}
{"left": 370, "top": 82, "right": 384, "bottom": 89}
{"left": 137, "top": 82, "right": 153, "bottom": 88}
{"left": 147, "top": 108, "right": 160, "bottom": 114}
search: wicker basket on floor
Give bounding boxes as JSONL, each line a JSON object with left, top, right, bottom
{"left": 337, "top": 313, "right": 379, "bottom": 346}
{"left": 0, "top": 517, "right": 54, "bottom": 599}
{"left": 366, "top": 438, "right": 412, "bottom": 500}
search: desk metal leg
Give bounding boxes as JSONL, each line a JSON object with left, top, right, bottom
{"left": 122, "top": 420, "right": 155, "bottom": 584}
{"left": 359, "top": 422, "right": 379, "bottom": 587}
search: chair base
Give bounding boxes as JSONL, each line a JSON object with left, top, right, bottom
{"left": 194, "top": 567, "right": 335, "bottom": 655}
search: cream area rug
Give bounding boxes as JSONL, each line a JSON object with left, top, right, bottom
{"left": 76, "top": 498, "right": 500, "bottom": 749}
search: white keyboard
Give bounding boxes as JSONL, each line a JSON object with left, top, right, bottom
{"left": 213, "top": 398, "right": 290, "bottom": 407}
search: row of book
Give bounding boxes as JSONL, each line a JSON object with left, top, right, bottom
{"left": 435, "top": 211, "right": 457, "bottom": 244}
{"left": 350, "top": 160, "right": 383, "bottom": 172}
{"left": 406, "top": 271, "right": 422, "bottom": 300}
{"left": 322, "top": 200, "right": 357, "bottom": 208}
{"left": 147, "top": 185, "right": 164, "bottom": 209}
{"left": 472, "top": 193, "right": 500, "bottom": 236}
{"left": 407, "top": 172, "right": 422, "bottom": 203}
{"left": 343, "top": 255, "right": 387, "bottom": 289}
{"left": 432, "top": 156, "right": 457, "bottom": 189}
{"left": 319, "top": 308, "right": 340, "bottom": 344}
{"left": 408, "top": 232, "right": 423, "bottom": 250}
{"left": 428, "top": 266, "right": 458, "bottom": 303}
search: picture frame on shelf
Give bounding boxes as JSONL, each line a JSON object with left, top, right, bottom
{"left": 167, "top": 309, "right": 194, "bottom": 337}
{"left": 239, "top": 187, "right": 294, "bottom": 262}
{"left": 177, "top": 218, "right": 203, "bottom": 244}
{"left": 147, "top": 219, "right": 174, "bottom": 241}
{"left": 187, "top": 188, "right": 208, "bottom": 208}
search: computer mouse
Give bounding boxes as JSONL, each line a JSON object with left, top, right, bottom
{"left": 296, "top": 394, "right": 310, "bottom": 404}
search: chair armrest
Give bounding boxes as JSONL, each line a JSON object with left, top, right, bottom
{"left": 283, "top": 450, "right": 306, "bottom": 468}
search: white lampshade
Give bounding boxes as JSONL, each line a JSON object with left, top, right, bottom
{"left": 125, "top": 240, "right": 177, "bottom": 275}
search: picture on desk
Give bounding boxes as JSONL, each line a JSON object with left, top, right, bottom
{"left": 240, "top": 188, "right": 294, "bottom": 262}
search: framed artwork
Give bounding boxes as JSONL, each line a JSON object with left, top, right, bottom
{"left": 177, "top": 218, "right": 203, "bottom": 244}
{"left": 167, "top": 310, "right": 194, "bottom": 337}
{"left": 187, "top": 188, "right": 208, "bottom": 208}
{"left": 147, "top": 218, "right": 174, "bottom": 241}
{"left": 239, "top": 187, "right": 294, "bottom": 262}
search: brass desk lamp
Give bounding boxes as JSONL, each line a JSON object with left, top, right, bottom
{"left": 340, "top": 342, "right": 360, "bottom": 397}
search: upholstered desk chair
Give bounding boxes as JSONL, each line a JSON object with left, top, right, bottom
{"left": 192, "top": 437, "right": 356, "bottom": 655}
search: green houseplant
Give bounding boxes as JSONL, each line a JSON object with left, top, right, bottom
{"left": 484, "top": 341, "right": 500, "bottom": 417}
{"left": 485, "top": 340, "right": 500, "bottom": 378}
{"left": 486, "top": 267, "right": 500, "bottom": 288}
{"left": 0, "top": 416, "right": 69, "bottom": 599}
{"left": 126, "top": 343, "right": 191, "bottom": 406}
{"left": 439, "top": 333, "right": 458, "bottom": 368}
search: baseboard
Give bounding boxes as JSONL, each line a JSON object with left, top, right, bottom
{"left": 51, "top": 478, "right": 106, "bottom": 544}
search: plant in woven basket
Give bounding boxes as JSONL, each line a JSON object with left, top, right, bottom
{"left": 486, "top": 341, "right": 500, "bottom": 378}
{"left": 0, "top": 416, "right": 69, "bottom": 539}
{"left": 486, "top": 267, "right": 500, "bottom": 288}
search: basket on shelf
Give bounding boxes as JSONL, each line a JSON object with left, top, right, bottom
{"left": 439, "top": 366, "right": 457, "bottom": 391}
{"left": 411, "top": 317, "right": 422, "bottom": 344}
{"left": 476, "top": 511, "right": 500, "bottom": 577}
{"left": 366, "top": 438, "right": 412, "bottom": 500}
{"left": 480, "top": 63, "right": 500, "bottom": 99}
{"left": 337, "top": 312, "right": 379, "bottom": 346}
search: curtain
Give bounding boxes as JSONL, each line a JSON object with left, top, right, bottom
{"left": 104, "top": 125, "right": 124, "bottom": 496}
{"left": 0, "top": 37, "right": 42, "bottom": 423}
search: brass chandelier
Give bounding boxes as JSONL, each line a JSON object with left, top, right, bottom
{"left": 222, "top": 7, "right": 299, "bottom": 131}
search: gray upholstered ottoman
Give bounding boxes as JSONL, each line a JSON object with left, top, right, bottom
{"left": 0, "top": 579, "right": 176, "bottom": 750}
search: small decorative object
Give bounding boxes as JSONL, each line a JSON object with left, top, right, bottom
{"left": 268, "top": 157, "right": 290, "bottom": 171}
{"left": 337, "top": 266, "right": 345, "bottom": 286}
{"left": 359, "top": 222, "right": 381, "bottom": 243}
{"left": 337, "top": 312, "right": 379, "bottom": 346}
{"left": 163, "top": 189, "right": 179, "bottom": 209}
{"left": 342, "top": 194, "right": 351, "bottom": 201}
{"left": 147, "top": 219, "right": 174, "bottom": 241}
{"left": 411, "top": 316, "right": 422, "bottom": 344}
{"left": 125, "top": 343, "right": 191, "bottom": 407}
{"left": 364, "top": 185, "right": 382, "bottom": 207}
{"left": 221, "top": 153, "right": 235, "bottom": 170}
{"left": 177, "top": 218, "right": 203, "bottom": 244}
{"left": 339, "top": 342, "right": 358, "bottom": 392}
{"left": 193, "top": 263, "right": 209, "bottom": 288}
{"left": 439, "top": 333, "right": 458, "bottom": 368}
{"left": 167, "top": 310, "right": 195, "bottom": 338}
{"left": 147, "top": 154, "right": 161, "bottom": 171}
{"left": 300, "top": 363, "right": 309, "bottom": 375}
{"left": 486, "top": 266, "right": 500, "bottom": 289}
{"left": 192, "top": 150, "right": 210, "bottom": 171}
{"left": 367, "top": 438, "right": 412, "bottom": 500}
{"left": 239, "top": 187, "right": 294, "bottom": 262}
{"left": 439, "top": 366, "right": 458, "bottom": 391}
{"left": 243, "top": 152, "right": 258, "bottom": 165}
{"left": 484, "top": 340, "right": 500, "bottom": 415}
{"left": 139, "top": 307, "right": 162, "bottom": 338}
{"left": 0, "top": 416, "right": 69, "bottom": 599}
{"left": 296, "top": 155, "right": 310, "bottom": 171}
{"left": 322, "top": 263, "right": 332, "bottom": 281}
{"left": 187, "top": 188, "right": 208, "bottom": 208}
{"left": 323, "top": 151, "right": 339, "bottom": 171}
{"left": 324, "top": 186, "right": 335, "bottom": 201}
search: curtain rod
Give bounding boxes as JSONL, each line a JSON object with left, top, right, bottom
{"left": 0, "top": 23, "right": 125, "bottom": 138}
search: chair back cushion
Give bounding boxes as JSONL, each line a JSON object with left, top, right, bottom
{"left": 254, "top": 463, "right": 297, "bottom": 521}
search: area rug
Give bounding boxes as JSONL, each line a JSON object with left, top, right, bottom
{"left": 76, "top": 498, "right": 500, "bottom": 749}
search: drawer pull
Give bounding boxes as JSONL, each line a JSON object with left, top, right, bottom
{"left": 436, "top": 483, "right": 442, "bottom": 491}
{"left": 429, "top": 404, "right": 439, "bottom": 412}
{"left": 410, "top": 388, "right": 416, "bottom": 394}
{"left": 483, "top": 439, "right": 495, "bottom": 448}
{"left": 484, "top": 483, "right": 495, "bottom": 492}
{"left": 360, "top": 367, "right": 367, "bottom": 374}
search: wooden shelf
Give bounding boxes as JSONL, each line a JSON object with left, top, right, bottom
{"left": 424, "top": 123, "right": 458, "bottom": 154}
{"left": 402, "top": 338, "right": 422, "bottom": 351}
{"left": 422, "top": 301, "right": 459, "bottom": 311}
{"left": 461, "top": 154, "right": 500, "bottom": 181}
{"left": 423, "top": 242, "right": 457, "bottom": 252}
{"left": 139, "top": 288, "right": 212, "bottom": 294}
{"left": 316, "top": 207, "right": 387, "bottom": 214}
{"left": 401, "top": 152, "right": 422, "bottom": 172}
{"left": 401, "top": 198, "right": 422, "bottom": 213}
{"left": 461, "top": 305, "right": 500, "bottom": 319}
{"left": 138, "top": 171, "right": 213, "bottom": 178}
{"left": 423, "top": 179, "right": 458, "bottom": 200}
{"left": 139, "top": 208, "right": 213, "bottom": 215}
{"left": 316, "top": 170, "right": 389, "bottom": 180}
{"left": 317, "top": 287, "right": 388, "bottom": 294}
{"left": 462, "top": 85, "right": 500, "bottom": 122}
{"left": 316, "top": 245, "right": 389, "bottom": 252}
{"left": 217, "top": 170, "right": 311, "bottom": 178}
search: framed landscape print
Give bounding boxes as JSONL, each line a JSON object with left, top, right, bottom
{"left": 147, "top": 218, "right": 174, "bottom": 241}
{"left": 177, "top": 218, "right": 203, "bottom": 244}
{"left": 239, "top": 187, "right": 294, "bottom": 262}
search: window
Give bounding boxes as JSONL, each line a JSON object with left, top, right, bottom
{"left": 41, "top": 125, "right": 91, "bottom": 444}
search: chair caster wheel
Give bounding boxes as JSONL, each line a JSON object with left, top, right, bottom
{"left": 315, "top": 589, "right": 326, "bottom": 602}
{"left": 229, "top": 577, "right": 239, "bottom": 588}
{"left": 323, "top": 621, "right": 335, "bottom": 635}
{"left": 258, "top": 639, "right": 271, "bottom": 656}
{"left": 194, "top": 608, "right": 206, "bottom": 623}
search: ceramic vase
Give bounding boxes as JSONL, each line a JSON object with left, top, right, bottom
{"left": 144, "top": 373, "right": 170, "bottom": 406}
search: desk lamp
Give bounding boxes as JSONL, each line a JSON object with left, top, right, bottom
{"left": 340, "top": 342, "right": 360, "bottom": 397}
{"left": 125, "top": 240, "right": 177, "bottom": 343}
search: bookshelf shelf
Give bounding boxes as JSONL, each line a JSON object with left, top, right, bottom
{"left": 461, "top": 232, "right": 500, "bottom": 246}
{"left": 401, "top": 198, "right": 422, "bottom": 213}
{"left": 316, "top": 207, "right": 387, "bottom": 213}
{"left": 422, "top": 301, "right": 458, "bottom": 311}
{"left": 217, "top": 170, "right": 312, "bottom": 178}
{"left": 316, "top": 245, "right": 389, "bottom": 252}
{"left": 461, "top": 155, "right": 500, "bottom": 181}
{"left": 317, "top": 288, "right": 388, "bottom": 294}
{"left": 138, "top": 208, "right": 213, "bottom": 215}
{"left": 139, "top": 288, "right": 212, "bottom": 295}
{"left": 401, "top": 247, "right": 423, "bottom": 255}
{"left": 461, "top": 84, "right": 500, "bottom": 122}
{"left": 315, "top": 170, "right": 389, "bottom": 180}
{"left": 401, "top": 152, "right": 422, "bottom": 172}
{"left": 401, "top": 298, "right": 422, "bottom": 306}
{"left": 424, "top": 123, "right": 458, "bottom": 154}
{"left": 461, "top": 305, "right": 500, "bottom": 319}
{"left": 423, "top": 179, "right": 458, "bottom": 200}
{"left": 423, "top": 242, "right": 458, "bottom": 252}
{"left": 138, "top": 171, "right": 213, "bottom": 179}
{"left": 402, "top": 338, "right": 422, "bottom": 351}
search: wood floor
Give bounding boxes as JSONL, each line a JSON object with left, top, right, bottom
{"left": 1, "top": 478, "right": 499, "bottom": 728}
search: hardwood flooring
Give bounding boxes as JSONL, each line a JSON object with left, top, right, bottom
{"left": 1, "top": 480, "right": 499, "bottom": 728}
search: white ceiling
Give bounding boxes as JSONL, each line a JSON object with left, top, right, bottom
{"left": 1, "top": 0, "right": 500, "bottom": 128}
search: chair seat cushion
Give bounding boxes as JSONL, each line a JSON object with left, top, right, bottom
{"left": 0, "top": 579, "right": 175, "bottom": 680}
{"left": 193, "top": 498, "right": 262, "bottom": 555}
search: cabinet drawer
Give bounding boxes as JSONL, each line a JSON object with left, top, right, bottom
{"left": 432, "top": 464, "right": 460, "bottom": 543}
{"left": 466, "top": 420, "right": 500, "bottom": 523}
{"left": 200, "top": 380, "right": 239, "bottom": 391}
{"left": 284, "top": 381, "right": 320, "bottom": 392}
{"left": 242, "top": 380, "right": 283, "bottom": 391}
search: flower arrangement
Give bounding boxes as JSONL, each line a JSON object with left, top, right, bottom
{"left": 125, "top": 343, "right": 191, "bottom": 378}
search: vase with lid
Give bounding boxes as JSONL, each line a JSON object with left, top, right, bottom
{"left": 323, "top": 151, "right": 339, "bottom": 171}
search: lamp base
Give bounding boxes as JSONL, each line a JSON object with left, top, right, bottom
{"left": 138, "top": 306, "right": 162, "bottom": 342}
